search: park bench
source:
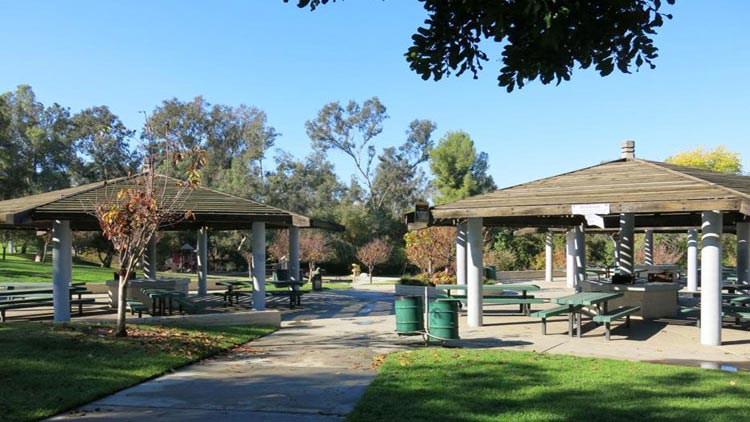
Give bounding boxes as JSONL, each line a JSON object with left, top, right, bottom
{"left": 0, "top": 297, "right": 56, "bottom": 322}
{"left": 530, "top": 305, "right": 580, "bottom": 335}
{"left": 722, "top": 305, "right": 750, "bottom": 325}
{"left": 126, "top": 300, "right": 149, "bottom": 318}
{"left": 679, "top": 306, "right": 701, "bottom": 327}
{"left": 446, "top": 294, "right": 544, "bottom": 315}
{"left": 266, "top": 289, "right": 304, "bottom": 308}
{"left": 437, "top": 284, "right": 543, "bottom": 315}
{"left": 592, "top": 306, "right": 641, "bottom": 340}
{"left": 172, "top": 295, "right": 198, "bottom": 313}
{"left": 0, "top": 294, "right": 96, "bottom": 322}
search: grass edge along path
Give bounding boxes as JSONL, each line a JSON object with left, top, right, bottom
{"left": 0, "top": 322, "right": 275, "bottom": 422}
{"left": 347, "top": 348, "right": 750, "bottom": 422}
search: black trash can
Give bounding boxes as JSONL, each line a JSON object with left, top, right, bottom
{"left": 311, "top": 272, "right": 323, "bottom": 291}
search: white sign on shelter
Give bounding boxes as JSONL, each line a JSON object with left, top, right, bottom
{"left": 572, "top": 203, "right": 610, "bottom": 229}
{"left": 571, "top": 203, "right": 611, "bottom": 215}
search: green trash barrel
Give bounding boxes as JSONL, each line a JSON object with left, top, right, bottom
{"left": 428, "top": 299, "right": 460, "bottom": 340}
{"left": 484, "top": 265, "right": 497, "bottom": 280}
{"left": 395, "top": 296, "right": 424, "bottom": 334}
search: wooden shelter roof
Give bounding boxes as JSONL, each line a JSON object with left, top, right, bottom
{"left": 424, "top": 157, "right": 750, "bottom": 231}
{"left": 0, "top": 173, "right": 343, "bottom": 232}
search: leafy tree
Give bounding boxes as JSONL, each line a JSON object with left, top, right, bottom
{"left": 665, "top": 146, "right": 742, "bottom": 174}
{"left": 266, "top": 229, "right": 336, "bottom": 275}
{"left": 356, "top": 238, "right": 394, "bottom": 283}
{"left": 0, "top": 95, "right": 13, "bottom": 199}
{"left": 287, "top": 0, "right": 675, "bottom": 91}
{"left": 371, "top": 119, "right": 436, "bottom": 216}
{"left": 70, "top": 106, "right": 140, "bottom": 185}
{"left": 1, "top": 85, "right": 75, "bottom": 196}
{"left": 95, "top": 142, "right": 205, "bottom": 337}
{"left": 665, "top": 145, "right": 743, "bottom": 265}
{"left": 264, "top": 151, "right": 345, "bottom": 220}
{"left": 146, "top": 97, "right": 276, "bottom": 200}
{"left": 404, "top": 226, "right": 455, "bottom": 275}
{"left": 429, "top": 131, "right": 496, "bottom": 204}
{"left": 305, "top": 97, "right": 388, "bottom": 203}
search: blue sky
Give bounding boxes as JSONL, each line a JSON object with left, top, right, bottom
{"left": 1, "top": 1, "right": 748, "bottom": 191}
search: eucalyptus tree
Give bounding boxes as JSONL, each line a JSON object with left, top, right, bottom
{"left": 70, "top": 105, "right": 140, "bottom": 185}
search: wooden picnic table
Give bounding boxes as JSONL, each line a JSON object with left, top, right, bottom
{"left": 554, "top": 292, "right": 623, "bottom": 338}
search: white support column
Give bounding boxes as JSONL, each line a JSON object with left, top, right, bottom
{"left": 544, "top": 232, "right": 553, "bottom": 282}
{"left": 700, "top": 211, "right": 723, "bottom": 346}
{"left": 566, "top": 229, "right": 576, "bottom": 289}
{"left": 575, "top": 225, "right": 586, "bottom": 290}
{"left": 289, "top": 227, "right": 300, "bottom": 283}
{"left": 456, "top": 222, "right": 467, "bottom": 286}
{"left": 687, "top": 229, "right": 699, "bottom": 292}
{"left": 52, "top": 220, "right": 72, "bottom": 323}
{"left": 466, "top": 217, "right": 483, "bottom": 327}
{"left": 737, "top": 222, "right": 750, "bottom": 285}
{"left": 252, "top": 222, "right": 266, "bottom": 311}
{"left": 618, "top": 214, "right": 635, "bottom": 277}
{"left": 144, "top": 237, "right": 157, "bottom": 280}
{"left": 612, "top": 236, "right": 620, "bottom": 271}
{"left": 197, "top": 227, "right": 208, "bottom": 296}
{"left": 644, "top": 229, "right": 654, "bottom": 266}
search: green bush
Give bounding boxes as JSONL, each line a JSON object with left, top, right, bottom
{"left": 398, "top": 273, "right": 433, "bottom": 286}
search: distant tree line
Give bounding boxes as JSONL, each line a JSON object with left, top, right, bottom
{"left": 2, "top": 84, "right": 739, "bottom": 276}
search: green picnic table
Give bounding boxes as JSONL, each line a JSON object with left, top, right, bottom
{"left": 434, "top": 284, "right": 542, "bottom": 315}
{"left": 554, "top": 292, "right": 623, "bottom": 338}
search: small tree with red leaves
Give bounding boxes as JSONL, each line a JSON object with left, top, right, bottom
{"left": 356, "top": 238, "right": 393, "bottom": 284}
{"left": 95, "top": 147, "right": 205, "bottom": 337}
{"left": 404, "top": 226, "right": 455, "bottom": 275}
{"left": 269, "top": 229, "right": 334, "bottom": 276}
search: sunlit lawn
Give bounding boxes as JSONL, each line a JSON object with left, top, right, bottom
{"left": 348, "top": 348, "right": 750, "bottom": 422}
{"left": 0, "top": 321, "right": 275, "bottom": 422}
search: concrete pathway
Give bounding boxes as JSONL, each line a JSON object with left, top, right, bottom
{"left": 48, "top": 289, "right": 408, "bottom": 422}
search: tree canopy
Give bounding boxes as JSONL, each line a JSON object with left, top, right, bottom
{"left": 429, "top": 131, "right": 496, "bottom": 204}
{"left": 287, "top": 0, "right": 675, "bottom": 91}
{"left": 665, "top": 145, "right": 743, "bottom": 174}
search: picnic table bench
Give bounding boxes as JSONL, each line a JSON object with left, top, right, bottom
{"left": 0, "top": 285, "right": 94, "bottom": 322}
{"left": 214, "top": 280, "right": 253, "bottom": 306}
{"left": 434, "top": 284, "right": 543, "bottom": 315}
{"left": 592, "top": 306, "right": 641, "bottom": 340}
{"left": 530, "top": 305, "right": 581, "bottom": 335}
{"left": 553, "top": 292, "right": 625, "bottom": 339}
{"left": 267, "top": 280, "right": 305, "bottom": 309}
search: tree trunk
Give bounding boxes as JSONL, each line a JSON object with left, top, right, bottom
{"left": 34, "top": 237, "right": 45, "bottom": 262}
{"left": 99, "top": 250, "right": 113, "bottom": 268}
{"left": 115, "top": 272, "right": 128, "bottom": 337}
{"left": 369, "top": 265, "right": 373, "bottom": 284}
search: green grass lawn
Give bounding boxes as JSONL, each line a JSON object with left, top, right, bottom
{"left": 348, "top": 348, "right": 750, "bottom": 422}
{"left": 0, "top": 255, "right": 353, "bottom": 290}
{"left": 0, "top": 254, "right": 117, "bottom": 283}
{"left": 0, "top": 321, "right": 275, "bottom": 422}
